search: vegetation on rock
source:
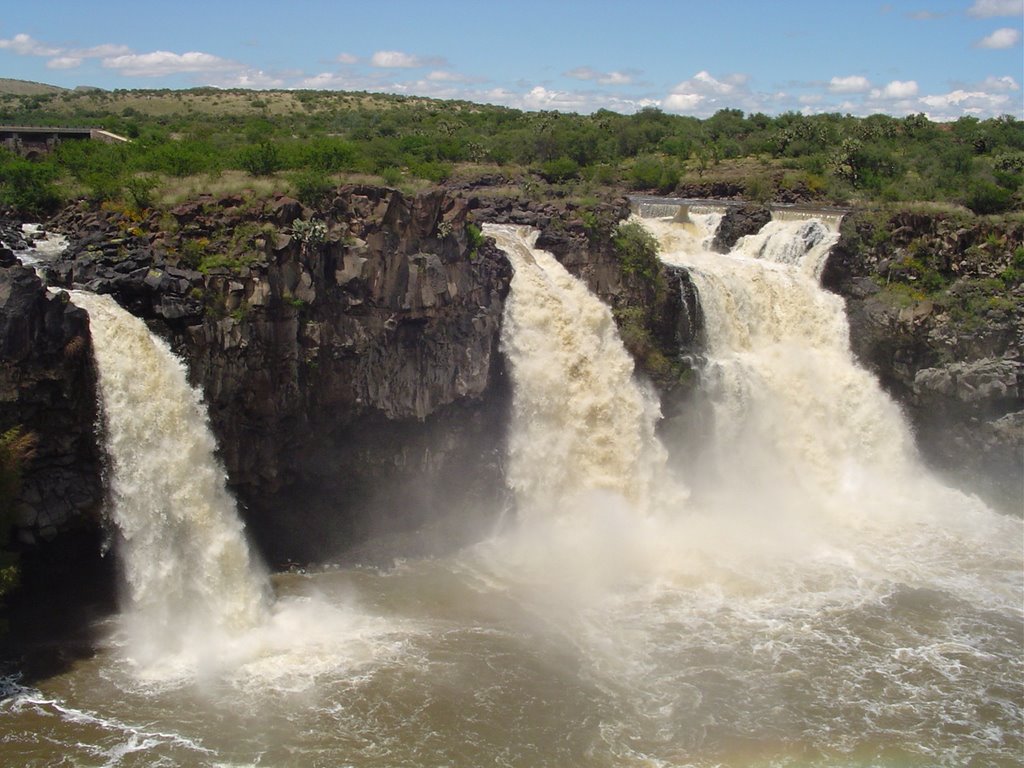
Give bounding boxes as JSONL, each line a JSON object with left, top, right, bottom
{"left": 0, "top": 426, "right": 37, "bottom": 599}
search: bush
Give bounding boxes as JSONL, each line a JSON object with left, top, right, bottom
{"left": 613, "top": 220, "right": 660, "bottom": 281}
{"left": 0, "top": 153, "right": 63, "bottom": 214}
{"left": 628, "top": 155, "right": 679, "bottom": 193}
{"left": 964, "top": 180, "right": 1014, "bottom": 215}
{"left": 290, "top": 169, "right": 334, "bottom": 206}
{"left": 239, "top": 141, "right": 281, "bottom": 176}
{"left": 539, "top": 157, "right": 580, "bottom": 183}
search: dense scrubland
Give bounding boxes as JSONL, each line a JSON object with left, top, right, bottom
{"left": 1, "top": 85, "right": 1022, "bottom": 215}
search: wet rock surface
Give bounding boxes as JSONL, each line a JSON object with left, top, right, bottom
{"left": 823, "top": 209, "right": 1023, "bottom": 512}
{"left": 39, "top": 187, "right": 514, "bottom": 564}
{"left": 0, "top": 244, "right": 102, "bottom": 546}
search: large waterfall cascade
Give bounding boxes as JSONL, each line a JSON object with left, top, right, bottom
{"left": 0, "top": 219, "right": 1019, "bottom": 767}
{"left": 67, "top": 291, "right": 269, "bottom": 664}
{"left": 643, "top": 210, "right": 944, "bottom": 514}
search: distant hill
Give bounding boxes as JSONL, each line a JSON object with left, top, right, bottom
{"left": 0, "top": 78, "right": 67, "bottom": 96}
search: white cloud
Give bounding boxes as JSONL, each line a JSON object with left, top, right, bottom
{"left": 980, "top": 74, "right": 1021, "bottom": 90}
{"left": 102, "top": 51, "right": 240, "bottom": 77}
{"left": 828, "top": 75, "right": 872, "bottom": 93}
{"left": 967, "top": 0, "right": 1023, "bottom": 17}
{"left": 565, "top": 66, "right": 636, "bottom": 86}
{"left": 370, "top": 50, "right": 444, "bottom": 68}
{"left": 425, "top": 70, "right": 483, "bottom": 84}
{"left": 335, "top": 53, "right": 358, "bottom": 64}
{"left": 46, "top": 56, "right": 82, "bottom": 70}
{"left": 662, "top": 71, "right": 758, "bottom": 115}
{"left": 663, "top": 92, "right": 704, "bottom": 111}
{"left": 0, "top": 33, "right": 61, "bottom": 56}
{"left": 45, "top": 56, "right": 80, "bottom": 69}
{"left": 75, "top": 43, "right": 132, "bottom": 58}
{"left": 919, "top": 88, "right": 1017, "bottom": 119}
{"left": 212, "top": 69, "right": 286, "bottom": 89}
{"left": 907, "top": 9, "right": 946, "bottom": 19}
{"left": 519, "top": 85, "right": 589, "bottom": 111}
{"left": 879, "top": 79, "right": 919, "bottom": 98}
{"left": 975, "top": 27, "right": 1021, "bottom": 48}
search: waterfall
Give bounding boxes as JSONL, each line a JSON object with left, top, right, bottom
{"left": 638, "top": 210, "right": 993, "bottom": 528}
{"left": 69, "top": 291, "right": 268, "bottom": 663}
{"left": 483, "top": 224, "right": 672, "bottom": 519}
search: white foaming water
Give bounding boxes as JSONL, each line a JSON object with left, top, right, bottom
{"left": 639, "top": 211, "right": 1021, "bottom": 605}
{"left": 484, "top": 223, "right": 674, "bottom": 519}
{"left": 69, "top": 291, "right": 269, "bottom": 668}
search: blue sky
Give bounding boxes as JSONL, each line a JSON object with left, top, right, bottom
{"left": 2, "top": 0, "right": 1022, "bottom": 120}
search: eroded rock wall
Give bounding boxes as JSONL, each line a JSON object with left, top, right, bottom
{"left": 822, "top": 209, "right": 1023, "bottom": 512}
{"left": 45, "top": 186, "right": 512, "bottom": 564}
{"left": 0, "top": 235, "right": 102, "bottom": 547}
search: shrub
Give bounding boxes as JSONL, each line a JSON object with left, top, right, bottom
{"left": 539, "top": 157, "right": 580, "bottom": 183}
{"left": 0, "top": 426, "right": 36, "bottom": 513}
{"left": 613, "top": 220, "right": 660, "bottom": 281}
{"left": 124, "top": 174, "right": 158, "bottom": 210}
{"left": 239, "top": 141, "right": 281, "bottom": 177}
{"left": 0, "top": 154, "right": 63, "bottom": 214}
{"left": 628, "top": 155, "right": 679, "bottom": 193}
{"left": 290, "top": 169, "right": 334, "bottom": 206}
{"left": 964, "top": 180, "right": 1014, "bottom": 215}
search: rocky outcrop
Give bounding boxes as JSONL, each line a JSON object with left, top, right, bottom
{"left": 44, "top": 186, "right": 512, "bottom": 564}
{"left": 0, "top": 231, "right": 102, "bottom": 546}
{"left": 711, "top": 204, "right": 771, "bottom": 253}
{"left": 823, "top": 208, "right": 1023, "bottom": 512}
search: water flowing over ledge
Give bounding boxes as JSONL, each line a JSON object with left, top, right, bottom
{"left": 67, "top": 291, "right": 269, "bottom": 667}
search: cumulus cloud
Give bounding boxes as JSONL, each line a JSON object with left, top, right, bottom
{"left": 967, "top": 0, "right": 1023, "bottom": 17}
{"left": 102, "top": 51, "right": 241, "bottom": 77}
{"left": 662, "top": 71, "right": 758, "bottom": 115}
{"left": 979, "top": 74, "right": 1021, "bottom": 90}
{"left": 425, "top": 70, "right": 483, "bottom": 84}
{"left": 907, "top": 9, "right": 946, "bottom": 19}
{"left": 370, "top": 50, "right": 445, "bottom": 68}
{"left": 878, "top": 79, "right": 919, "bottom": 98}
{"left": 829, "top": 75, "right": 872, "bottom": 93}
{"left": 335, "top": 53, "right": 359, "bottom": 64}
{"left": 46, "top": 56, "right": 82, "bottom": 70}
{"left": 0, "top": 33, "right": 61, "bottom": 56}
{"left": 211, "top": 69, "right": 286, "bottom": 89}
{"left": 565, "top": 66, "right": 636, "bottom": 86}
{"left": 975, "top": 27, "right": 1021, "bottom": 48}
{"left": 919, "top": 88, "right": 1017, "bottom": 119}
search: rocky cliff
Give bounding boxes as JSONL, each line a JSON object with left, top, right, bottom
{"left": 0, "top": 227, "right": 102, "bottom": 548}
{"left": 39, "top": 187, "right": 513, "bottom": 564}
{"left": 822, "top": 208, "right": 1023, "bottom": 512}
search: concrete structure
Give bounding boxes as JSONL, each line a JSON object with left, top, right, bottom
{"left": 0, "top": 126, "right": 129, "bottom": 158}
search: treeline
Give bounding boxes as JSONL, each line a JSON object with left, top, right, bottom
{"left": 1, "top": 87, "right": 1022, "bottom": 215}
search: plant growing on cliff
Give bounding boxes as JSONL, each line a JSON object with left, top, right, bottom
{"left": 292, "top": 217, "right": 327, "bottom": 245}
{"left": 613, "top": 220, "right": 661, "bottom": 282}
{"left": 0, "top": 426, "right": 36, "bottom": 510}
{"left": 0, "top": 427, "right": 37, "bottom": 601}
{"left": 466, "top": 222, "right": 485, "bottom": 258}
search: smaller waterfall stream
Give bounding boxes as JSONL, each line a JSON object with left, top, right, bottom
{"left": 68, "top": 291, "right": 268, "bottom": 665}
{"left": 484, "top": 223, "right": 673, "bottom": 519}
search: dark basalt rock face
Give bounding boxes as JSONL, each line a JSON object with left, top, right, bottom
{"left": 711, "top": 204, "right": 771, "bottom": 253}
{"left": 42, "top": 186, "right": 513, "bottom": 565}
{"left": 822, "top": 209, "right": 1023, "bottom": 512}
{"left": 0, "top": 240, "right": 102, "bottom": 547}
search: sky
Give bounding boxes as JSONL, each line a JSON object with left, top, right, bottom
{"left": 2, "top": 0, "right": 1022, "bottom": 121}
